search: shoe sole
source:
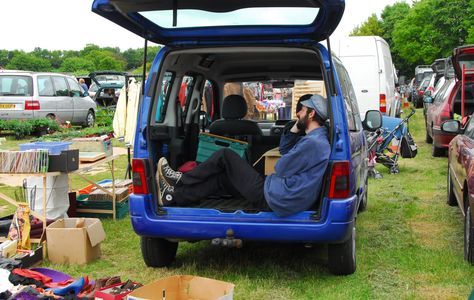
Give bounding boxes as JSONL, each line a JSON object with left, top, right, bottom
{"left": 157, "top": 158, "right": 165, "bottom": 206}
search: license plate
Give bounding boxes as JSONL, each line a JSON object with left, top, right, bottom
{"left": 0, "top": 104, "right": 15, "bottom": 109}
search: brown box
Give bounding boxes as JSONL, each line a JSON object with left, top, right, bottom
{"left": 46, "top": 218, "right": 105, "bottom": 264}
{"left": 263, "top": 147, "right": 281, "bottom": 175}
{"left": 127, "top": 275, "right": 234, "bottom": 300}
{"left": 71, "top": 136, "right": 113, "bottom": 157}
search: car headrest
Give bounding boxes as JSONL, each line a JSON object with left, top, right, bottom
{"left": 222, "top": 94, "right": 247, "bottom": 119}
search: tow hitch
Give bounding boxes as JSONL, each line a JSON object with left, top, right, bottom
{"left": 211, "top": 229, "right": 242, "bottom": 248}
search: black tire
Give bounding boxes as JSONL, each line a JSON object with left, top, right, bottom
{"left": 425, "top": 130, "right": 433, "bottom": 144}
{"left": 432, "top": 144, "right": 444, "bottom": 157}
{"left": 328, "top": 225, "right": 356, "bottom": 275}
{"left": 84, "top": 110, "right": 95, "bottom": 128}
{"left": 141, "top": 237, "right": 178, "bottom": 267}
{"left": 358, "top": 176, "right": 368, "bottom": 213}
{"left": 464, "top": 206, "right": 474, "bottom": 265}
{"left": 447, "top": 166, "right": 457, "bottom": 206}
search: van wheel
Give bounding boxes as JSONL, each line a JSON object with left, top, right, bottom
{"left": 464, "top": 206, "right": 474, "bottom": 265}
{"left": 84, "top": 110, "right": 95, "bottom": 128}
{"left": 141, "top": 237, "right": 178, "bottom": 267}
{"left": 328, "top": 225, "right": 356, "bottom": 275}
{"left": 358, "top": 176, "right": 368, "bottom": 213}
{"left": 447, "top": 166, "right": 457, "bottom": 206}
{"left": 432, "top": 144, "right": 444, "bottom": 157}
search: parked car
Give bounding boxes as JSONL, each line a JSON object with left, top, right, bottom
{"left": 93, "top": 0, "right": 383, "bottom": 275}
{"left": 88, "top": 71, "right": 126, "bottom": 107}
{"left": 0, "top": 70, "right": 96, "bottom": 127}
{"left": 413, "top": 72, "right": 434, "bottom": 108}
{"left": 442, "top": 117, "right": 474, "bottom": 264}
{"left": 425, "top": 45, "right": 474, "bottom": 156}
{"left": 333, "top": 36, "right": 398, "bottom": 119}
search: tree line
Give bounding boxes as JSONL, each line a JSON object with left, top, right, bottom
{"left": 0, "top": 44, "right": 161, "bottom": 76}
{"left": 350, "top": 0, "right": 473, "bottom": 78}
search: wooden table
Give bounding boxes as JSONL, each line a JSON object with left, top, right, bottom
{"left": 0, "top": 154, "right": 122, "bottom": 242}
{"left": 69, "top": 154, "right": 121, "bottom": 220}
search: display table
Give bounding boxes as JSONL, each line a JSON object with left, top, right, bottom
{"left": 70, "top": 154, "right": 121, "bottom": 220}
{"left": 0, "top": 154, "right": 123, "bottom": 242}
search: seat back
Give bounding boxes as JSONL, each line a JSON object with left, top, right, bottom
{"left": 209, "top": 94, "right": 263, "bottom": 137}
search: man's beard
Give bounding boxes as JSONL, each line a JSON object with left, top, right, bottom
{"left": 296, "top": 111, "right": 310, "bottom": 131}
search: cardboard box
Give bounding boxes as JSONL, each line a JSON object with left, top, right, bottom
{"left": 127, "top": 275, "right": 234, "bottom": 300}
{"left": 46, "top": 218, "right": 106, "bottom": 264}
{"left": 263, "top": 147, "right": 281, "bottom": 175}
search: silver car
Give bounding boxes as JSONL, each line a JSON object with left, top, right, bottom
{"left": 0, "top": 70, "right": 97, "bottom": 127}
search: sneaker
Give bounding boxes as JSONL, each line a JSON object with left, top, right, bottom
{"left": 158, "top": 157, "right": 182, "bottom": 186}
{"left": 158, "top": 176, "right": 176, "bottom": 206}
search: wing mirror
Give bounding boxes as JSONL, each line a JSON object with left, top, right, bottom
{"left": 362, "top": 110, "right": 383, "bottom": 132}
{"left": 441, "top": 120, "right": 461, "bottom": 134}
{"left": 423, "top": 96, "right": 433, "bottom": 104}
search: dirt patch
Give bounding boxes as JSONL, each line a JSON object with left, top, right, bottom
{"left": 415, "top": 285, "right": 465, "bottom": 300}
{"left": 409, "top": 220, "right": 445, "bottom": 249}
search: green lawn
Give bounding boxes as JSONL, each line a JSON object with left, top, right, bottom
{"left": 0, "top": 109, "right": 473, "bottom": 299}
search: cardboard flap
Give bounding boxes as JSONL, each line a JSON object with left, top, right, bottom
{"left": 86, "top": 219, "right": 106, "bottom": 247}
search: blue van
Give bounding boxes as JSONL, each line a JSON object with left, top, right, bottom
{"left": 93, "top": 0, "right": 381, "bottom": 275}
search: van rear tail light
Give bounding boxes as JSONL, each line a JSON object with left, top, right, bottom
{"left": 132, "top": 158, "right": 149, "bottom": 194}
{"left": 25, "top": 100, "right": 40, "bottom": 110}
{"left": 379, "top": 94, "right": 386, "bottom": 113}
{"left": 328, "top": 161, "right": 350, "bottom": 199}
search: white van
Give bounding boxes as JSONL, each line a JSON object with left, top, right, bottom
{"left": 333, "top": 36, "right": 397, "bottom": 118}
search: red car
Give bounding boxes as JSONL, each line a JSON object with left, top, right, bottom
{"left": 443, "top": 117, "right": 474, "bottom": 264}
{"left": 425, "top": 45, "right": 474, "bottom": 157}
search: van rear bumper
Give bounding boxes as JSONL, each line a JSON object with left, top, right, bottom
{"left": 129, "top": 194, "right": 357, "bottom": 244}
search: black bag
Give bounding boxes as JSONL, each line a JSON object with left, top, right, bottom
{"left": 400, "top": 132, "right": 417, "bottom": 158}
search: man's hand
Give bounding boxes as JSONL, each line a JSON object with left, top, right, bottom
{"left": 290, "top": 121, "right": 300, "bottom": 133}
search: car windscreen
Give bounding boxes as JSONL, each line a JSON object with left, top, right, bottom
{"left": 0, "top": 75, "right": 33, "bottom": 96}
{"left": 93, "top": 74, "right": 125, "bottom": 87}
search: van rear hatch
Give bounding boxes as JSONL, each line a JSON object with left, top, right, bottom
{"left": 92, "top": 0, "right": 345, "bottom": 45}
{"left": 0, "top": 75, "right": 34, "bottom": 119}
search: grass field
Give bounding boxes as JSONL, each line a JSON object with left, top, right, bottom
{"left": 1, "top": 108, "right": 474, "bottom": 299}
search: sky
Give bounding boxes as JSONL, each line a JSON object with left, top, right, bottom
{"left": 1, "top": 0, "right": 412, "bottom": 52}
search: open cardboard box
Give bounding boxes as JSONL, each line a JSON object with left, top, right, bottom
{"left": 127, "top": 275, "right": 234, "bottom": 300}
{"left": 263, "top": 147, "right": 281, "bottom": 175}
{"left": 46, "top": 218, "right": 105, "bottom": 264}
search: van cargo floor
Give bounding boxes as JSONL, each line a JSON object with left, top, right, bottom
{"left": 187, "top": 196, "right": 266, "bottom": 212}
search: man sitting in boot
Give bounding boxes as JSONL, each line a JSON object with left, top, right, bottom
{"left": 156, "top": 94, "right": 331, "bottom": 217}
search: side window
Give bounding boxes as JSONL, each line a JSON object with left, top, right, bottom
{"left": 464, "top": 117, "right": 474, "bottom": 139}
{"left": 434, "top": 81, "right": 450, "bottom": 103}
{"left": 66, "top": 78, "right": 82, "bottom": 97}
{"left": 52, "top": 76, "right": 69, "bottom": 96}
{"left": 37, "top": 76, "right": 54, "bottom": 96}
{"left": 335, "top": 63, "right": 356, "bottom": 131}
{"left": 155, "top": 71, "right": 174, "bottom": 123}
{"left": 202, "top": 80, "right": 215, "bottom": 121}
{"left": 179, "top": 75, "right": 194, "bottom": 109}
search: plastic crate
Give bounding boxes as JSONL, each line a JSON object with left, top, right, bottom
{"left": 196, "top": 133, "right": 248, "bottom": 163}
{"left": 20, "top": 142, "right": 71, "bottom": 155}
{"left": 76, "top": 198, "right": 129, "bottom": 219}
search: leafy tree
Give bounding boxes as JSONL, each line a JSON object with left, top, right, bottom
{"left": 6, "top": 52, "right": 51, "bottom": 71}
{"left": 0, "top": 50, "right": 10, "bottom": 68}
{"left": 380, "top": 2, "right": 411, "bottom": 46}
{"left": 60, "top": 57, "right": 95, "bottom": 73}
{"left": 350, "top": 14, "right": 383, "bottom": 37}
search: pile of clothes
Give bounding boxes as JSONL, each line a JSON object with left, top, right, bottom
{"left": 0, "top": 265, "right": 141, "bottom": 299}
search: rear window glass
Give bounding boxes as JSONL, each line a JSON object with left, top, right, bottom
{"left": 52, "top": 76, "right": 69, "bottom": 97}
{"left": 223, "top": 80, "right": 326, "bottom": 121}
{"left": 0, "top": 75, "right": 33, "bottom": 96}
{"left": 140, "top": 7, "right": 319, "bottom": 28}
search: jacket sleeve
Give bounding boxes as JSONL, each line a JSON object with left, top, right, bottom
{"left": 278, "top": 132, "right": 300, "bottom": 155}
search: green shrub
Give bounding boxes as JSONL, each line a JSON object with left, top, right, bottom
{"left": 95, "top": 107, "right": 114, "bottom": 127}
{"left": 2, "top": 119, "right": 34, "bottom": 139}
{"left": 31, "top": 118, "right": 60, "bottom": 132}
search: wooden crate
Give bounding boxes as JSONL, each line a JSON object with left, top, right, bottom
{"left": 291, "top": 80, "right": 327, "bottom": 119}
